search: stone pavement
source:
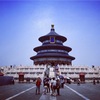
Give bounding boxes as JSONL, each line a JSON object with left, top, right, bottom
{"left": 0, "top": 83, "right": 100, "bottom": 100}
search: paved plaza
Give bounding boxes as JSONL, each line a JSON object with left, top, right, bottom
{"left": 0, "top": 83, "right": 100, "bottom": 100}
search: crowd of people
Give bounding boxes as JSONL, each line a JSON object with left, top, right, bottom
{"left": 35, "top": 76, "right": 100, "bottom": 96}
{"left": 35, "top": 76, "right": 65, "bottom": 96}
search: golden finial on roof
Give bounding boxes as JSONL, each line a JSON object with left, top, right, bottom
{"left": 51, "top": 24, "right": 54, "bottom": 29}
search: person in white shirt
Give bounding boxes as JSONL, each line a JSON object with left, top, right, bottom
{"left": 52, "top": 77, "right": 57, "bottom": 96}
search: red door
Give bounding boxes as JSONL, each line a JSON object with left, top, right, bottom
{"left": 18, "top": 72, "right": 24, "bottom": 82}
{"left": 79, "top": 73, "right": 85, "bottom": 82}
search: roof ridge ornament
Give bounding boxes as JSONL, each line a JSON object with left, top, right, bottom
{"left": 51, "top": 24, "right": 54, "bottom": 28}
{"left": 51, "top": 24, "right": 55, "bottom": 31}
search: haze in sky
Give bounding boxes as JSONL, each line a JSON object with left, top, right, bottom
{"left": 0, "top": 1, "right": 100, "bottom": 67}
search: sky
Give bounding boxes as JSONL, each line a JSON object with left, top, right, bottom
{"left": 0, "top": 0, "right": 100, "bottom": 67}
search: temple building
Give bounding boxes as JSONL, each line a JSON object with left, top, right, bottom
{"left": 1, "top": 25, "right": 100, "bottom": 83}
{"left": 30, "top": 25, "right": 75, "bottom": 66}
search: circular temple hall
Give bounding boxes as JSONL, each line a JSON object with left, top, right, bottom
{"left": 30, "top": 25, "right": 75, "bottom": 66}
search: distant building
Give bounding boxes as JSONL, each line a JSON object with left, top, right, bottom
{"left": 1, "top": 65, "right": 100, "bottom": 83}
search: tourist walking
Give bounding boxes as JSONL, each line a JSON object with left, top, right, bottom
{"left": 45, "top": 79, "right": 50, "bottom": 93}
{"left": 77, "top": 79, "right": 80, "bottom": 85}
{"left": 35, "top": 77, "right": 41, "bottom": 95}
{"left": 52, "top": 77, "right": 57, "bottom": 96}
{"left": 50, "top": 78, "right": 54, "bottom": 94}
{"left": 43, "top": 78, "right": 46, "bottom": 86}
{"left": 60, "top": 78, "right": 64, "bottom": 88}
{"left": 93, "top": 78, "right": 96, "bottom": 85}
{"left": 56, "top": 78, "right": 60, "bottom": 96}
{"left": 46, "top": 76, "right": 50, "bottom": 93}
